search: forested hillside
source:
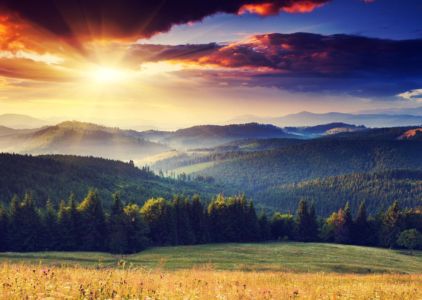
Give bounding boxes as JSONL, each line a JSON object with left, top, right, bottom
{"left": 0, "top": 154, "right": 220, "bottom": 207}
{"left": 167, "top": 139, "right": 422, "bottom": 188}
{"left": 153, "top": 134, "right": 422, "bottom": 212}
{"left": 260, "top": 170, "right": 422, "bottom": 215}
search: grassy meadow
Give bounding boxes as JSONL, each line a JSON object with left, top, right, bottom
{"left": 1, "top": 242, "right": 422, "bottom": 273}
{"left": 1, "top": 242, "right": 421, "bottom": 299}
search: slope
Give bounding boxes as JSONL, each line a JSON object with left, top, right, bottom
{"left": 0, "top": 153, "right": 220, "bottom": 207}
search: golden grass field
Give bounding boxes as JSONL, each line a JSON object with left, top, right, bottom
{"left": 0, "top": 263, "right": 421, "bottom": 299}
{"left": 1, "top": 243, "right": 421, "bottom": 299}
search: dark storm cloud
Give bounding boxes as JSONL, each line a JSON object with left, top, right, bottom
{"left": 131, "top": 33, "right": 422, "bottom": 98}
{"left": 196, "top": 33, "right": 422, "bottom": 77}
{"left": 0, "top": 0, "right": 329, "bottom": 40}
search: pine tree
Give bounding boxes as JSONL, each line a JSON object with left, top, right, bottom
{"left": 108, "top": 194, "right": 129, "bottom": 253}
{"left": 188, "top": 195, "right": 208, "bottom": 244}
{"left": 41, "top": 199, "right": 58, "bottom": 250}
{"left": 68, "top": 194, "right": 81, "bottom": 249}
{"left": 58, "top": 200, "right": 74, "bottom": 250}
{"left": 245, "top": 201, "right": 260, "bottom": 242}
{"left": 295, "top": 200, "right": 311, "bottom": 241}
{"left": 0, "top": 205, "right": 8, "bottom": 251}
{"left": 8, "top": 195, "right": 20, "bottom": 250}
{"left": 173, "top": 196, "right": 194, "bottom": 245}
{"left": 335, "top": 202, "right": 352, "bottom": 244}
{"left": 308, "top": 203, "right": 319, "bottom": 241}
{"left": 141, "top": 198, "right": 177, "bottom": 245}
{"left": 78, "top": 190, "right": 107, "bottom": 251}
{"left": 124, "top": 204, "right": 149, "bottom": 253}
{"left": 258, "top": 213, "right": 271, "bottom": 241}
{"left": 9, "top": 193, "right": 42, "bottom": 251}
{"left": 352, "top": 201, "right": 370, "bottom": 245}
{"left": 382, "top": 201, "right": 401, "bottom": 248}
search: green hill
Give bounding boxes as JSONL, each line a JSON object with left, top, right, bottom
{"left": 260, "top": 170, "right": 422, "bottom": 215}
{"left": 0, "top": 153, "right": 220, "bottom": 207}
{"left": 153, "top": 136, "right": 422, "bottom": 212}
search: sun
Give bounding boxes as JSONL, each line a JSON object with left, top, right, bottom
{"left": 89, "top": 67, "right": 127, "bottom": 83}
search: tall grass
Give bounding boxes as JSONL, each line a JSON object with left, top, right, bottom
{"left": 0, "top": 263, "right": 421, "bottom": 299}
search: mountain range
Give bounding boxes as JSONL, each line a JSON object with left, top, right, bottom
{"left": 232, "top": 111, "right": 422, "bottom": 128}
{"left": 0, "top": 119, "right": 367, "bottom": 160}
{"left": 0, "top": 114, "right": 421, "bottom": 213}
{"left": 0, "top": 121, "right": 169, "bottom": 161}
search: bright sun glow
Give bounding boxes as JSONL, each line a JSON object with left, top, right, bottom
{"left": 90, "top": 67, "right": 127, "bottom": 83}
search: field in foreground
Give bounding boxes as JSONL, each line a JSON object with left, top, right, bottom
{"left": 0, "top": 264, "right": 421, "bottom": 299}
{"left": 1, "top": 242, "right": 422, "bottom": 273}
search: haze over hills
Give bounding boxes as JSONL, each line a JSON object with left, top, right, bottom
{"left": 0, "top": 114, "right": 50, "bottom": 129}
{"left": 0, "top": 120, "right": 311, "bottom": 160}
{"left": 284, "top": 122, "right": 366, "bottom": 138}
{"left": 0, "top": 115, "right": 421, "bottom": 214}
{"left": 0, "top": 121, "right": 169, "bottom": 161}
{"left": 140, "top": 123, "right": 296, "bottom": 149}
{"left": 232, "top": 111, "right": 422, "bottom": 128}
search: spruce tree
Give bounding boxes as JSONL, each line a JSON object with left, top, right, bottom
{"left": 124, "top": 204, "right": 149, "bottom": 253}
{"left": 68, "top": 194, "right": 81, "bottom": 250}
{"left": 0, "top": 205, "right": 8, "bottom": 251}
{"left": 245, "top": 201, "right": 260, "bottom": 242}
{"left": 78, "top": 190, "right": 107, "bottom": 251}
{"left": 141, "top": 198, "right": 177, "bottom": 245}
{"left": 9, "top": 193, "right": 42, "bottom": 251}
{"left": 41, "top": 199, "right": 58, "bottom": 250}
{"left": 173, "top": 196, "right": 194, "bottom": 245}
{"left": 258, "top": 213, "right": 271, "bottom": 241}
{"left": 58, "top": 200, "right": 75, "bottom": 250}
{"left": 295, "top": 200, "right": 310, "bottom": 241}
{"left": 308, "top": 203, "right": 319, "bottom": 241}
{"left": 382, "top": 201, "right": 401, "bottom": 248}
{"left": 352, "top": 201, "right": 370, "bottom": 245}
{"left": 188, "top": 195, "right": 208, "bottom": 244}
{"left": 335, "top": 202, "right": 352, "bottom": 244}
{"left": 108, "top": 194, "right": 128, "bottom": 253}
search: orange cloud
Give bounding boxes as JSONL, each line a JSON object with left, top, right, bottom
{"left": 283, "top": 1, "right": 326, "bottom": 13}
{"left": 239, "top": 0, "right": 328, "bottom": 16}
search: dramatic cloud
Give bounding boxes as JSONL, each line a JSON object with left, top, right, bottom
{"left": 128, "top": 33, "right": 422, "bottom": 98}
{"left": 2, "top": 25, "right": 421, "bottom": 99}
{"left": 192, "top": 33, "right": 422, "bottom": 77}
{"left": 239, "top": 0, "right": 327, "bottom": 15}
{"left": 0, "top": 0, "right": 329, "bottom": 42}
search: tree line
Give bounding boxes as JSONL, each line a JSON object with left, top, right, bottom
{"left": 0, "top": 191, "right": 421, "bottom": 253}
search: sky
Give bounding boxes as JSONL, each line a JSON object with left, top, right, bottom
{"left": 0, "top": 0, "right": 421, "bottom": 129}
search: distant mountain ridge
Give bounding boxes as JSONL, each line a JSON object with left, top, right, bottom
{"left": 0, "top": 114, "right": 49, "bottom": 129}
{"left": 0, "top": 121, "right": 169, "bottom": 161}
{"left": 231, "top": 111, "right": 422, "bottom": 127}
{"left": 139, "top": 123, "right": 296, "bottom": 149}
{"left": 284, "top": 122, "right": 366, "bottom": 138}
